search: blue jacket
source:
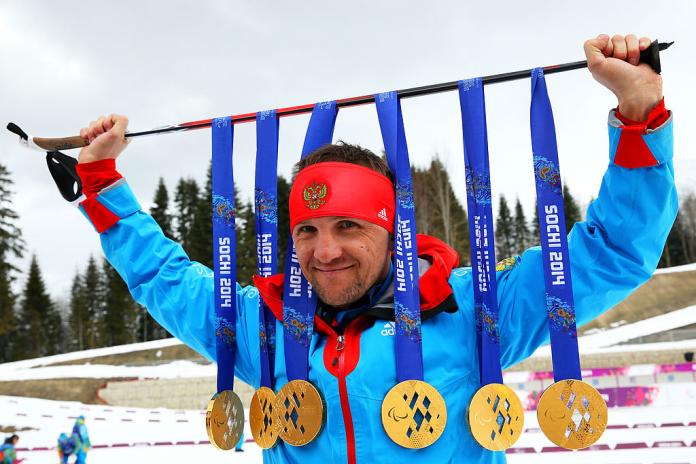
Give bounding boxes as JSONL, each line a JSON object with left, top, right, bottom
{"left": 0, "top": 443, "right": 16, "bottom": 464}
{"left": 81, "top": 112, "right": 676, "bottom": 463}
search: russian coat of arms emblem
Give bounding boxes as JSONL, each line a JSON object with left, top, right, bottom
{"left": 303, "top": 182, "right": 328, "bottom": 210}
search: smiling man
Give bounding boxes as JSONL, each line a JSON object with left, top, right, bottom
{"left": 74, "top": 34, "right": 677, "bottom": 463}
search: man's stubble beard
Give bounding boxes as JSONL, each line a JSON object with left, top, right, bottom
{"left": 310, "top": 274, "right": 374, "bottom": 308}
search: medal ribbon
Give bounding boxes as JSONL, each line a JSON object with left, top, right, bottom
{"left": 255, "top": 110, "right": 279, "bottom": 389}
{"left": 375, "top": 91, "right": 423, "bottom": 382}
{"left": 530, "top": 68, "right": 581, "bottom": 381}
{"left": 211, "top": 117, "right": 237, "bottom": 393}
{"left": 458, "top": 78, "right": 504, "bottom": 386}
{"left": 282, "top": 101, "right": 338, "bottom": 382}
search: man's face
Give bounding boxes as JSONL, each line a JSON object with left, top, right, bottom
{"left": 292, "top": 216, "right": 391, "bottom": 308}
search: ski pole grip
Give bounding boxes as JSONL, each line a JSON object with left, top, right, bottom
{"left": 640, "top": 40, "right": 673, "bottom": 74}
{"left": 33, "top": 135, "right": 89, "bottom": 151}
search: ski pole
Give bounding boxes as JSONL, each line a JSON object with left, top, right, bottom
{"left": 7, "top": 41, "right": 672, "bottom": 152}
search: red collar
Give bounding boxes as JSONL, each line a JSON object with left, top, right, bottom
{"left": 252, "top": 234, "right": 459, "bottom": 325}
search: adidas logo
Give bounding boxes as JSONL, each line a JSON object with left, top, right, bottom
{"left": 381, "top": 322, "right": 395, "bottom": 336}
{"left": 378, "top": 208, "right": 388, "bottom": 222}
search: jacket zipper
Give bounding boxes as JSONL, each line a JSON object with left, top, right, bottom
{"left": 335, "top": 333, "right": 356, "bottom": 464}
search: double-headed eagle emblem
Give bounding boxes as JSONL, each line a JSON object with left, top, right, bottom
{"left": 303, "top": 182, "right": 328, "bottom": 210}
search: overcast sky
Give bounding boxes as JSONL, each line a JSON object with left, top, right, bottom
{"left": 1, "top": 1, "right": 694, "bottom": 298}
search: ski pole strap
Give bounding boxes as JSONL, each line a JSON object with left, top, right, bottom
{"left": 530, "top": 68, "right": 581, "bottom": 382}
{"left": 282, "top": 101, "right": 338, "bottom": 382}
{"left": 46, "top": 151, "right": 83, "bottom": 202}
{"left": 375, "top": 91, "right": 424, "bottom": 382}
{"left": 458, "top": 78, "right": 504, "bottom": 386}
{"left": 211, "top": 117, "right": 238, "bottom": 393}
{"left": 255, "top": 110, "right": 280, "bottom": 389}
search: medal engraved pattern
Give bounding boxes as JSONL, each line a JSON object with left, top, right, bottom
{"left": 250, "top": 387, "right": 280, "bottom": 449}
{"left": 206, "top": 390, "right": 244, "bottom": 450}
{"left": 537, "top": 380, "right": 608, "bottom": 450}
{"left": 467, "top": 384, "right": 524, "bottom": 451}
{"left": 381, "top": 380, "right": 447, "bottom": 449}
{"left": 274, "top": 380, "right": 324, "bottom": 446}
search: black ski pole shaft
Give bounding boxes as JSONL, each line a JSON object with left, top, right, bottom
{"left": 8, "top": 41, "right": 672, "bottom": 151}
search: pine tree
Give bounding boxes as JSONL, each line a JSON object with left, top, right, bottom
{"left": 16, "top": 256, "right": 61, "bottom": 359}
{"left": 188, "top": 164, "right": 214, "bottom": 268}
{"left": 413, "top": 158, "right": 470, "bottom": 264}
{"left": 277, "top": 175, "right": 291, "bottom": 271}
{"left": 150, "top": 177, "right": 174, "bottom": 240}
{"left": 101, "top": 259, "right": 136, "bottom": 346}
{"left": 678, "top": 192, "right": 696, "bottom": 264}
{"left": 0, "top": 264, "right": 16, "bottom": 362}
{"left": 174, "top": 178, "right": 201, "bottom": 254}
{"left": 563, "top": 184, "right": 582, "bottom": 234}
{"left": 512, "top": 198, "right": 530, "bottom": 255}
{"left": 82, "top": 255, "right": 104, "bottom": 348}
{"left": 413, "top": 165, "right": 433, "bottom": 236}
{"left": 531, "top": 200, "right": 540, "bottom": 239}
{"left": 659, "top": 212, "right": 689, "bottom": 268}
{"left": 495, "top": 195, "right": 514, "bottom": 259}
{"left": 235, "top": 199, "right": 258, "bottom": 286}
{"left": 68, "top": 270, "right": 88, "bottom": 351}
{"left": 0, "top": 164, "right": 25, "bottom": 361}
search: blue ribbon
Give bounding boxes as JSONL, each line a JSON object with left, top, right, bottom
{"left": 282, "top": 101, "right": 338, "bottom": 382}
{"left": 375, "top": 91, "right": 423, "bottom": 382}
{"left": 458, "top": 79, "right": 504, "bottom": 386}
{"left": 211, "top": 117, "right": 237, "bottom": 393}
{"left": 530, "top": 68, "right": 581, "bottom": 382}
{"left": 255, "top": 110, "right": 279, "bottom": 389}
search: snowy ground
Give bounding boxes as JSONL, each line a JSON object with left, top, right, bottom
{"left": 2, "top": 391, "right": 695, "bottom": 464}
{"left": 2, "top": 264, "right": 695, "bottom": 462}
{"left": 2, "top": 306, "right": 696, "bottom": 383}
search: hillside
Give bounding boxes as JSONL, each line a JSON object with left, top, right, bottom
{"left": 580, "top": 265, "right": 696, "bottom": 334}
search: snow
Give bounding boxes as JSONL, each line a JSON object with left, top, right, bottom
{"left": 0, "top": 360, "right": 215, "bottom": 382}
{"left": 579, "top": 304, "right": 696, "bottom": 349}
{"left": 654, "top": 262, "right": 696, "bottom": 274}
{"left": 527, "top": 304, "right": 696, "bottom": 359}
{"left": 0, "top": 337, "right": 185, "bottom": 372}
{"left": 1, "top": 395, "right": 261, "bottom": 464}
{"left": 3, "top": 305, "right": 696, "bottom": 381}
{"left": 2, "top": 393, "right": 695, "bottom": 464}
{"left": 2, "top": 288, "right": 696, "bottom": 462}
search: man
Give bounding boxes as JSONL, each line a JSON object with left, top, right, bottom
{"left": 57, "top": 432, "right": 78, "bottom": 464}
{"left": 74, "top": 34, "right": 676, "bottom": 463}
{"left": 0, "top": 435, "right": 21, "bottom": 464}
{"left": 71, "top": 416, "right": 90, "bottom": 464}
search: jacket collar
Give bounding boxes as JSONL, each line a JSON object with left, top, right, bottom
{"left": 252, "top": 234, "right": 459, "bottom": 326}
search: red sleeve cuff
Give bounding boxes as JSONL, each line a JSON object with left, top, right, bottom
{"left": 75, "top": 159, "right": 124, "bottom": 233}
{"left": 616, "top": 98, "right": 669, "bottom": 131}
{"left": 75, "top": 159, "right": 123, "bottom": 197}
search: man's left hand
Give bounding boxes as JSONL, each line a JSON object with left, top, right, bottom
{"left": 584, "top": 34, "right": 663, "bottom": 121}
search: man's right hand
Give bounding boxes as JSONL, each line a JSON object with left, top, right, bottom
{"left": 78, "top": 114, "right": 130, "bottom": 164}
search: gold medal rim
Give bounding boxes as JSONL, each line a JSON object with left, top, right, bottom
{"left": 467, "top": 383, "right": 525, "bottom": 451}
{"left": 273, "top": 379, "right": 324, "bottom": 446}
{"left": 536, "top": 379, "right": 608, "bottom": 450}
{"left": 381, "top": 379, "right": 448, "bottom": 449}
{"left": 250, "top": 386, "right": 280, "bottom": 449}
{"left": 205, "top": 390, "right": 245, "bottom": 451}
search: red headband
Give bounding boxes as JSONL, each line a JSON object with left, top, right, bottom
{"left": 290, "top": 162, "right": 395, "bottom": 233}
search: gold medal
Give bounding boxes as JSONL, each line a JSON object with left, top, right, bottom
{"left": 381, "top": 380, "right": 447, "bottom": 449}
{"left": 274, "top": 379, "right": 324, "bottom": 446}
{"left": 205, "top": 390, "right": 244, "bottom": 450}
{"left": 250, "top": 386, "right": 280, "bottom": 449}
{"left": 467, "top": 383, "right": 524, "bottom": 451}
{"left": 537, "top": 379, "right": 608, "bottom": 450}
